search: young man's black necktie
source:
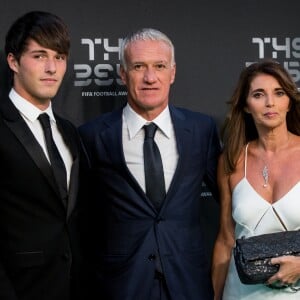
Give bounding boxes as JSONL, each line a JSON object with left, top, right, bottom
{"left": 38, "top": 113, "right": 68, "bottom": 202}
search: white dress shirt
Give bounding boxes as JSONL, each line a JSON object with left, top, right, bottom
{"left": 122, "top": 104, "right": 178, "bottom": 193}
{"left": 9, "top": 88, "right": 73, "bottom": 188}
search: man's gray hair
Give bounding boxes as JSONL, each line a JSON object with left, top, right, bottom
{"left": 120, "top": 28, "right": 175, "bottom": 70}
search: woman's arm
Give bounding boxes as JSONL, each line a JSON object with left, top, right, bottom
{"left": 211, "top": 154, "right": 235, "bottom": 300}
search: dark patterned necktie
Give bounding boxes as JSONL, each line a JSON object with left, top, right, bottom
{"left": 38, "top": 113, "right": 68, "bottom": 201}
{"left": 143, "top": 123, "right": 166, "bottom": 210}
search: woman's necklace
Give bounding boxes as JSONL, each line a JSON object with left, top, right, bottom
{"left": 260, "top": 149, "right": 270, "bottom": 188}
{"left": 259, "top": 133, "right": 290, "bottom": 188}
{"left": 262, "top": 164, "right": 269, "bottom": 188}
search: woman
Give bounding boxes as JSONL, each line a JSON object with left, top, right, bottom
{"left": 212, "top": 60, "right": 300, "bottom": 299}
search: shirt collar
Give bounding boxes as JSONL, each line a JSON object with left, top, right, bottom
{"left": 123, "top": 103, "right": 172, "bottom": 139}
{"left": 9, "top": 88, "right": 56, "bottom": 123}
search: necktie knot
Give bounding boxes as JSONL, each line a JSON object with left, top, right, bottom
{"left": 38, "top": 113, "right": 51, "bottom": 129}
{"left": 144, "top": 123, "right": 157, "bottom": 139}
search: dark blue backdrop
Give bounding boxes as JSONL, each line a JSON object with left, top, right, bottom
{"left": 1, "top": 0, "right": 299, "bottom": 259}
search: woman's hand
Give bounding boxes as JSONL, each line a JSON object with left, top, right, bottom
{"left": 267, "top": 255, "right": 300, "bottom": 287}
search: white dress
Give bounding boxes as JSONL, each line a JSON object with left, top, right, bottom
{"left": 222, "top": 144, "right": 300, "bottom": 299}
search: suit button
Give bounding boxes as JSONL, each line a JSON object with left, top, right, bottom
{"left": 148, "top": 254, "right": 156, "bottom": 261}
{"left": 156, "top": 217, "right": 164, "bottom": 224}
{"left": 62, "top": 252, "right": 70, "bottom": 261}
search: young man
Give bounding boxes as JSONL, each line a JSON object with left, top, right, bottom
{"left": 79, "top": 28, "right": 220, "bottom": 299}
{"left": 0, "top": 11, "right": 83, "bottom": 300}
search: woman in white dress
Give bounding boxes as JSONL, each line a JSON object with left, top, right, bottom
{"left": 212, "top": 60, "right": 300, "bottom": 299}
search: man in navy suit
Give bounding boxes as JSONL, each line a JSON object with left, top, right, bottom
{"left": 0, "top": 11, "right": 84, "bottom": 300}
{"left": 79, "top": 28, "right": 221, "bottom": 300}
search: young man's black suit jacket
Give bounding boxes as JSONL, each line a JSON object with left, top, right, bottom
{"left": 0, "top": 95, "right": 83, "bottom": 300}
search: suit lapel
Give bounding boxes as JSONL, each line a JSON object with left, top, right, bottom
{"left": 101, "top": 109, "right": 150, "bottom": 202}
{"left": 3, "top": 115, "right": 61, "bottom": 198}
{"left": 161, "top": 106, "right": 192, "bottom": 209}
{"left": 0, "top": 97, "right": 72, "bottom": 203}
{"left": 66, "top": 157, "right": 79, "bottom": 218}
{"left": 56, "top": 116, "right": 78, "bottom": 161}
{"left": 54, "top": 116, "right": 79, "bottom": 215}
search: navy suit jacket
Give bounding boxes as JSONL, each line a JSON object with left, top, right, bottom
{"left": 0, "top": 95, "right": 83, "bottom": 300}
{"left": 79, "top": 105, "right": 221, "bottom": 300}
